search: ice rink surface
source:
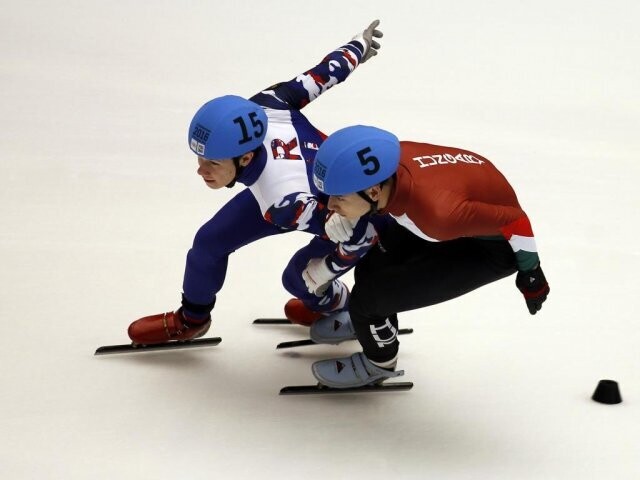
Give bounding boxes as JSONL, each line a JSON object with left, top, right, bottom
{"left": 1, "top": 1, "right": 639, "bottom": 478}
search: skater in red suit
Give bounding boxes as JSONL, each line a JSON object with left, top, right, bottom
{"left": 307, "top": 125, "right": 550, "bottom": 388}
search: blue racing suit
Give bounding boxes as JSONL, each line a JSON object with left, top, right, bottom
{"left": 182, "top": 34, "right": 388, "bottom": 318}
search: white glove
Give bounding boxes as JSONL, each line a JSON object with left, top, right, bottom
{"left": 302, "top": 256, "right": 335, "bottom": 295}
{"left": 354, "top": 19, "right": 383, "bottom": 63}
{"left": 325, "top": 212, "right": 359, "bottom": 243}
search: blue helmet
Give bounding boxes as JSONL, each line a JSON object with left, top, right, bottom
{"left": 188, "top": 95, "right": 268, "bottom": 160}
{"left": 313, "top": 125, "right": 400, "bottom": 195}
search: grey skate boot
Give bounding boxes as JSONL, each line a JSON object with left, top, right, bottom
{"left": 312, "top": 352, "right": 404, "bottom": 388}
{"left": 309, "top": 311, "right": 356, "bottom": 344}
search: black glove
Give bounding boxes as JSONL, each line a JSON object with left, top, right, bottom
{"left": 515, "top": 264, "right": 550, "bottom": 315}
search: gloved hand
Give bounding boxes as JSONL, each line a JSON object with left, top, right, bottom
{"left": 302, "top": 256, "right": 335, "bottom": 295}
{"left": 325, "top": 211, "right": 359, "bottom": 243}
{"left": 515, "top": 264, "right": 550, "bottom": 315}
{"left": 356, "top": 19, "right": 383, "bottom": 63}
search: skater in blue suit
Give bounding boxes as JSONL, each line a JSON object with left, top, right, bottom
{"left": 128, "top": 20, "right": 387, "bottom": 344}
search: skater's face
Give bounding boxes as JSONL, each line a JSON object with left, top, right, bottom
{"left": 196, "top": 153, "right": 252, "bottom": 189}
{"left": 328, "top": 188, "right": 378, "bottom": 220}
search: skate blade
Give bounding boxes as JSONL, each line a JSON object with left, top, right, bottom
{"left": 276, "top": 328, "right": 414, "bottom": 349}
{"left": 279, "top": 381, "right": 413, "bottom": 395}
{"left": 253, "top": 318, "right": 292, "bottom": 325}
{"left": 94, "top": 337, "right": 222, "bottom": 355}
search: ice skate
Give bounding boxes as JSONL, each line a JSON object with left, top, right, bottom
{"left": 284, "top": 298, "right": 323, "bottom": 326}
{"left": 312, "top": 352, "right": 404, "bottom": 389}
{"left": 127, "top": 308, "right": 211, "bottom": 345}
{"left": 309, "top": 311, "right": 356, "bottom": 344}
{"left": 275, "top": 311, "right": 413, "bottom": 349}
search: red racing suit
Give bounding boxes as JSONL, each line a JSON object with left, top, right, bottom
{"left": 347, "top": 140, "right": 546, "bottom": 364}
{"left": 382, "top": 141, "right": 539, "bottom": 272}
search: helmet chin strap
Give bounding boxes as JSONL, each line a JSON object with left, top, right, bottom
{"left": 356, "top": 176, "right": 394, "bottom": 215}
{"left": 357, "top": 190, "right": 379, "bottom": 215}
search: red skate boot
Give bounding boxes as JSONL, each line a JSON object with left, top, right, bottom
{"left": 128, "top": 308, "right": 211, "bottom": 345}
{"left": 284, "top": 299, "right": 323, "bottom": 327}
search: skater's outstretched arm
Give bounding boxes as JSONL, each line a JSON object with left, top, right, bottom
{"left": 250, "top": 20, "right": 383, "bottom": 111}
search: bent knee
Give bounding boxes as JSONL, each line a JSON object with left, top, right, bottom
{"left": 349, "top": 280, "right": 386, "bottom": 320}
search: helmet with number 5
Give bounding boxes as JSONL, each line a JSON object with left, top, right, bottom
{"left": 312, "top": 125, "right": 400, "bottom": 195}
{"left": 188, "top": 95, "right": 268, "bottom": 160}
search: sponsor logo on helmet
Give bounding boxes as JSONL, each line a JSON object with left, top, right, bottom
{"left": 192, "top": 124, "right": 211, "bottom": 143}
{"left": 314, "top": 160, "right": 327, "bottom": 180}
{"left": 313, "top": 175, "right": 324, "bottom": 191}
{"left": 312, "top": 160, "right": 327, "bottom": 190}
{"left": 190, "top": 138, "right": 206, "bottom": 155}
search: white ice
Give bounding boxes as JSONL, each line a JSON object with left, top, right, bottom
{"left": 1, "top": 1, "right": 639, "bottom": 479}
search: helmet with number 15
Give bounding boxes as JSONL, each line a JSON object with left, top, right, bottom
{"left": 188, "top": 95, "right": 268, "bottom": 160}
{"left": 312, "top": 125, "right": 400, "bottom": 196}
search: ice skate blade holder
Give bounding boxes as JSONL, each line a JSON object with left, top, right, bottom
{"left": 94, "top": 337, "right": 222, "bottom": 355}
{"left": 279, "top": 381, "right": 413, "bottom": 395}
